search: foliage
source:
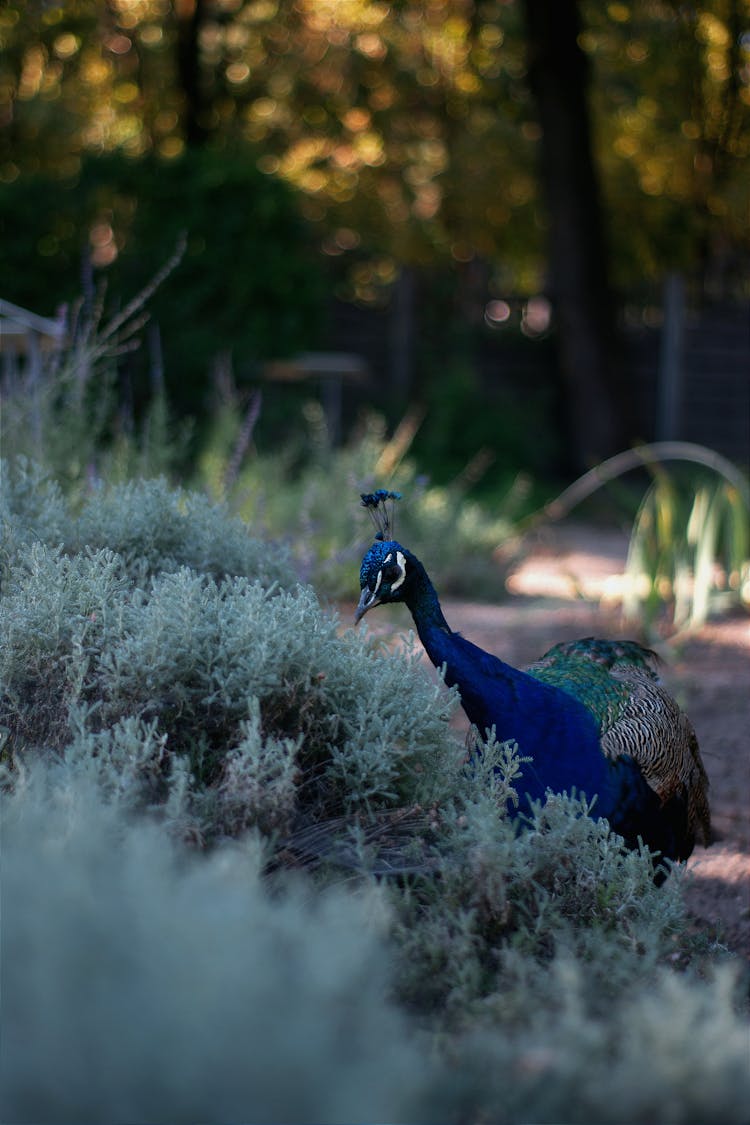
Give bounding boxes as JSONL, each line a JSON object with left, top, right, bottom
{"left": 5, "top": 762, "right": 749, "bottom": 1125}
{"left": 1, "top": 463, "right": 749, "bottom": 1124}
{"left": 73, "top": 475, "right": 298, "bottom": 588}
{"left": 198, "top": 407, "right": 524, "bottom": 599}
{"left": 0, "top": 150, "right": 325, "bottom": 410}
{"left": 0, "top": 458, "right": 296, "bottom": 588}
{"left": 624, "top": 470, "right": 750, "bottom": 634}
{"left": 0, "top": 237, "right": 191, "bottom": 487}
{"left": 411, "top": 354, "right": 562, "bottom": 489}
{"left": 1, "top": 1, "right": 747, "bottom": 302}
{"left": 440, "top": 961, "right": 750, "bottom": 1125}
{"left": 586, "top": 2, "right": 750, "bottom": 287}
{"left": 1, "top": 284, "right": 526, "bottom": 602}
{"left": 542, "top": 441, "right": 750, "bottom": 635}
{"left": 0, "top": 766, "right": 432, "bottom": 1125}
{"left": 0, "top": 465, "right": 461, "bottom": 842}
{"left": 391, "top": 783, "right": 686, "bottom": 1023}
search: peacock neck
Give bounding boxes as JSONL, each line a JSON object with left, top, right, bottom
{"left": 398, "top": 555, "right": 646, "bottom": 832}
{"left": 402, "top": 556, "right": 455, "bottom": 660}
{"left": 402, "top": 552, "right": 602, "bottom": 749}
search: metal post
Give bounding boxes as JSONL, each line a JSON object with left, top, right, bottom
{"left": 656, "top": 273, "right": 685, "bottom": 441}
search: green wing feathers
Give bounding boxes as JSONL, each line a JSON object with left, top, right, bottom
{"left": 528, "top": 638, "right": 711, "bottom": 847}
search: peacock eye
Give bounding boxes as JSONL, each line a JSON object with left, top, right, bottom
{"left": 381, "top": 564, "right": 401, "bottom": 584}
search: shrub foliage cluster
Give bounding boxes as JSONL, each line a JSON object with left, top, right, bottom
{"left": 0, "top": 151, "right": 326, "bottom": 413}
{"left": 1, "top": 460, "right": 748, "bottom": 1125}
{"left": 1, "top": 461, "right": 458, "bottom": 841}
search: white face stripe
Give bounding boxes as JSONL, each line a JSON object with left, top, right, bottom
{"left": 374, "top": 550, "right": 407, "bottom": 597}
{"left": 389, "top": 550, "right": 407, "bottom": 593}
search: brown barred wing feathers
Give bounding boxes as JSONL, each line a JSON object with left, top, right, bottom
{"left": 601, "top": 663, "right": 711, "bottom": 848}
{"left": 528, "top": 638, "right": 711, "bottom": 858}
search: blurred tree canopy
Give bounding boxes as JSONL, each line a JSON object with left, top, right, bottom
{"left": 2, "top": 0, "right": 747, "bottom": 283}
{"left": 0, "top": 150, "right": 326, "bottom": 409}
{"left": 0, "top": 1, "right": 748, "bottom": 451}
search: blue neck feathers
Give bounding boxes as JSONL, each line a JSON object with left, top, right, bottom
{"left": 401, "top": 556, "right": 623, "bottom": 816}
{"left": 396, "top": 552, "right": 695, "bottom": 864}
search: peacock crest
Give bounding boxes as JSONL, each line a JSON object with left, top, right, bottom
{"left": 361, "top": 489, "right": 402, "bottom": 541}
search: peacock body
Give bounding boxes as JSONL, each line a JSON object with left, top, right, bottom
{"left": 355, "top": 493, "right": 710, "bottom": 866}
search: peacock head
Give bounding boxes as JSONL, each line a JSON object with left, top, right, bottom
{"left": 355, "top": 490, "right": 412, "bottom": 622}
{"left": 356, "top": 538, "right": 413, "bottom": 621}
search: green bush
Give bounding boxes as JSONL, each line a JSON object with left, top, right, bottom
{"left": 2, "top": 464, "right": 749, "bottom": 1125}
{"left": 0, "top": 464, "right": 461, "bottom": 843}
{"left": 0, "top": 151, "right": 325, "bottom": 413}
{"left": 200, "top": 410, "right": 522, "bottom": 599}
{"left": 74, "top": 475, "right": 297, "bottom": 587}
{"left": 1, "top": 459, "right": 296, "bottom": 587}
{"left": 624, "top": 468, "right": 750, "bottom": 634}
{"left": 3, "top": 760, "right": 748, "bottom": 1125}
{"left": 439, "top": 961, "right": 750, "bottom": 1125}
{"left": 0, "top": 543, "right": 459, "bottom": 836}
{"left": 543, "top": 444, "right": 750, "bottom": 636}
{"left": 0, "top": 765, "right": 432, "bottom": 1125}
{"left": 411, "top": 357, "right": 562, "bottom": 488}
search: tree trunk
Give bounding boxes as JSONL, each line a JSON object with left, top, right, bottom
{"left": 174, "top": 0, "right": 208, "bottom": 146}
{"left": 521, "top": 0, "right": 626, "bottom": 467}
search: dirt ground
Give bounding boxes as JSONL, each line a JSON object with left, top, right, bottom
{"left": 354, "top": 524, "right": 750, "bottom": 962}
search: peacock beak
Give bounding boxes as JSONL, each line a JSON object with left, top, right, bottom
{"left": 355, "top": 587, "right": 381, "bottom": 622}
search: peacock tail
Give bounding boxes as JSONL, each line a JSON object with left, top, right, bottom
{"left": 527, "top": 638, "right": 711, "bottom": 849}
{"left": 526, "top": 639, "right": 658, "bottom": 736}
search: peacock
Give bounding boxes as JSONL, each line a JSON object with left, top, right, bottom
{"left": 354, "top": 490, "right": 711, "bottom": 868}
